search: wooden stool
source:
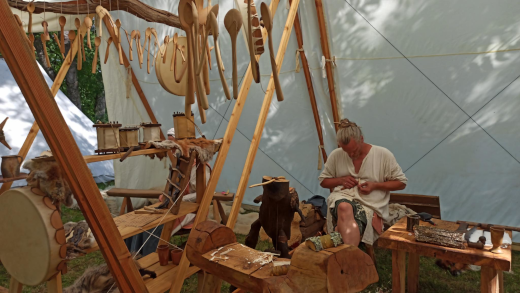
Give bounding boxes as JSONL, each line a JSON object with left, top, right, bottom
{"left": 212, "top": 192, "right": 235, "bottom": 225}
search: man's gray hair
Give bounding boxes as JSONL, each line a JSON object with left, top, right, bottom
{"left": 336, "top": 119, "right": 363, "bottom": 145}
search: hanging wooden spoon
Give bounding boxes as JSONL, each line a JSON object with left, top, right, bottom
{"left": 163, "top": 36, "right": 170, "bottom": 64}
{"left": 209, "top": 12, "right": 231, "bottom": 100}
{"left": 59, "top": 16, "right": 66, "bottom": 55}
{"left": 68, "top": 30, "right": 76, "bottom": 63}
{"left": 224, "top": 9, "right": 243, "bottom": 99}
{"left": 52, "top": 33, "right": 64, "bottom": 58}
{"left": 196, "top": 4, "right": 219, "bottom": 75}
{"left": 105, "top": 37, "right": 113, "bottom": 64}
{"left": 179, "top": 0, "right": 195, "bottom": 106}
{"left": 74, "top": 18, "right": 82, "bottom": 69}
{"left": 145, "top": 28, "right": 152, "bottom": 73}
{"left": 174, "top": 45, "right": 188, "bottom": 83}
{"left": 27, "top": 1, "right": 35, "bottom": 48}
{"left": 40, "top": 21, "right": 51, "bottom": 67}
{"left": 115, "top": 20, "right": 123, "bottom": 65}
{"left": 129, "top": 30, "right": 136, "bottom": 61}
{"left": 136, "top": 31, "right": 143, "bottom": 69}
{"left": 261, "top": 3, "right": 284, "bottom": 102}
{"left": 92, "top": 37, "right": 101, "bottom": 73}
{"left": 84, "top": 16, "right": 93, "bottom": 49}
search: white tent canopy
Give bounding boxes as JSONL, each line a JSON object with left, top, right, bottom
{"left": 10, "top": 0, "right": 520, "bottom": 241}
{"left": 0, "top": 59, "right": 114, "bottom": 186}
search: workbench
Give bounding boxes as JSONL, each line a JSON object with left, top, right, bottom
{"left": 378, "top": 217, "right": 512, "bottom": 293}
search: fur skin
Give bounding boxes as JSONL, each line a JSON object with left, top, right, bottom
{"left": 436, "top": 259, "right": 470, "bottom": 276}
{"left": 151, "top": 138, "right": 222, "bottom": 162}
{"left": 64, "top": 221, "right": 96, "bottom": 259}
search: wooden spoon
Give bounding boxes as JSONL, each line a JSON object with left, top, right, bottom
{"left": 115, "top": 20, "right": 123, "bottom": 65}
{"left": 84, "top": 16, "right": 93, "bottom": 49}
{"left": 196, "top": 4, "right": 219, "bottom": 75}
{"left": 145, "top": 28, "right": 151, "bottom": 73}
{"left": 129, "top": 30, "right": 136, "bottom": 61}
{"left": 174, "top": 45, "right": 188, "bottom": 83}
{"left": 136, "top": 31, "right": 143, "bottom": 69}
{"left": 59, "top": 16, "right": 66, "bottom": 55}
{"left": 179, "top": 0, "right": 195, "bottom": 106}
{"left": 261, "top": 3, "right": 283, "bottom": 101}
{"left": 105, "top": 37, "right": 113, "bottom": 64}
{"left": 92, "top": 37, "right": 101, "bottom": 73}
{"left": 163, "top": 36, "right": 170, "bottom": 63}
{"left": 171, "top": 33, "right": 178, "bottom": 71}
{"left": 27, "top": 1, "right": 35, "bottom": 47}
{"left": 209, "top": 12, "right": 230, "bottom": 100}
{"left": 52, "top": 33, "right": 64, "bottom": 58}
{"left": 68, "top": 30, "right": 76, "bottom": 63}
{"left": 224, "top": 9, "right": 243, "bottom": 99}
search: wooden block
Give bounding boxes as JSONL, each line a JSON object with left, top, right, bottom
{"left": 392, "top": 250, "right": 406, "bottom": 293}
{"left": 407, "top": 253, "right": 420, "bottom": 293}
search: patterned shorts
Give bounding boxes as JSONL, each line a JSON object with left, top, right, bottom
{"left": 331, "top": 198, "right": 367, "bottom": 236}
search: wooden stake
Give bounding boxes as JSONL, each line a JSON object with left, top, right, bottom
{"left": 314, "top": 0, "right": 340, "bottom": 131}
{"left": 226, "top": 0, "right": 300, "bottom": 230}
{"left": 0, "top": 3, "right": 147, "bottom": 291}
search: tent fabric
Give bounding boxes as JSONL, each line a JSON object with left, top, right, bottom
{"left": 0, "top": 59, "right": 114, "bottom": 186}
{"left": 92, "top": 0, "right": 519, "bottom": 240}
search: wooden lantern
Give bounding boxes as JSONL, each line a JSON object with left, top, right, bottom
{"left": 141, "top": 122, "right": 162, "bottom": 142}
{"left": 173, "top": 112, "right": 196, "bottom": 139}
{"left": 119, "top": 127, "right": 139, "bottom": 148}
{"left": 93, "top": 122, "right": 122, "bottom": 154}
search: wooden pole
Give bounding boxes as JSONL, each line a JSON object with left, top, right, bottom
{"left": 227, "top": 0, "right": 301, "bottom": 230}
{"left": 0, "top": 3, "right": 147, "bottom": 292}
{"left": 291, "top": 0, "right": 327, "bottom": 163}
{"left": 0, "top": 22, "right": 88, "bottom": 195}
{"left": 7, "top": 0, "right": 182, "bottom": 30}
{"left": 314, "top": 0, "right": 340, "bottom": 132}
{"left": 168, "top": 1, "right": 282, "bottom": 292}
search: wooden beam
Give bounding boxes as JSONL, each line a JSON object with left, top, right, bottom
{"left": 168, "top": 1, "right": 282, "bottom": 292}
{"left": 7, "top": 0, "right": 182, "bottom": 29}
{"left": 291, "top": 0, "right": 327, "bottom": 163}
{"left": 0, "top": 21, "right": 88, "bottom": 195}
{"left": 0, "top": 3, "right": 147, "bottom": 291}
{"left": 226, "top": 0, "right": 301, "bottom": 230}
{"left": 315, "top": 0, "right": 340, "bottom": 132}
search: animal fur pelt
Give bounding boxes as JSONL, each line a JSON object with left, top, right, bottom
{"left": 64, "top": 220, "right": 96, "bottom": 259}
{"left": 151, "top": 138, "right": 222, "bottom": 162}
{"left": 23, "top": 152, "right": 73, "bottom": 207}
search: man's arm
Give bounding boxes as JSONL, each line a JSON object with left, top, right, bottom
{"left": 358, "top": 180, "right": 406, "bottom": 195}
{"left": 321, "top": 176, "right": 358, "bottom": 190}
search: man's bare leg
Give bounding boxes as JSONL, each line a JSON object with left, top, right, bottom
{"left": 335, "top": 202, "right": 361, "bottom": 246}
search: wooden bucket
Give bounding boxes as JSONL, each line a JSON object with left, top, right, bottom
{"left": 141, "top": 123, "right": 162, "bottom": 142}
{"left": 0, "top": 187, "right": 66, "bottom": 285}
{"left": 93, "top": 122, "right": 122, "bottom": 151}
{"left": 119, "top": 127, "right": 139, "bottom": 148}
{"left": 173, "top": 112, "right": 196, "bottom": 139}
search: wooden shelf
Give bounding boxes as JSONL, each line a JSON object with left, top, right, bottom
{"left": 32, "top": 149, "right": 168, "bottom": 164}
{"left": 0, "top": 173, "right": 28, "bottom": 183}
{"left": 85, "top": 201, "right": 199, "bottom": 253}
{"left": 112, "top": 252, "right": 200, "bottom": 293}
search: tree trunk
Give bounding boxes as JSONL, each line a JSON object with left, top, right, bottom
{"left": 95, "top": 90, "right": 106, "bottom": 122}
{"left": 64, "top": 32, "right": 81, "bottom": 110}
{"left": 34, "top": 35, "right": 56, "bottom": 80}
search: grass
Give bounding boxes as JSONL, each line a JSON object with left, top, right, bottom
{"left": 0, "top": 205, "right": 518, "bottom": 292}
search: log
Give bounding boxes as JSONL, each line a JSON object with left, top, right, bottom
{"left": 414, "top": 225, "right": 465, "bottom": 249}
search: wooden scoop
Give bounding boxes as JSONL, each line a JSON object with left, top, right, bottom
{"left": 224, "top": 9, "right": 242, "bottom": 99}
{"left": 145, "top": 28, "right": 151, "bottom": 73}
{"left": 92, "top": 37, "right": 101, "bottom": 73}
{"left": 179, "top": 0, "right": 195, "bottom": 105}
{"left": 105, "top": 37, "right": 113, "bottom": 64}
{"left": 209, "top": 12, "right": 230, "bottom": 100}
{"left": 84, "top": 16, "right": 93, "bottom": 49}
{"left": 27, "top": 1, "right": 35, "bottom": 47}
{"left": 59, "top": 16, "right": 66, "bottom": 55}
{"left": 115, "top": 20, "right": 123, "bottom": 65}
{"left": 129, "top": 30, "right": 136, "bottom": 61}
{"left": 261, "top": 3, "right": 284, "bottom": 101}
{"left": 68, "top": 30, "right": 76, "bottom": 63}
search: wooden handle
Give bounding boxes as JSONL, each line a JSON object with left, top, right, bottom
{"left": 129, "top": 38, "right": 133, "bottom": 61}
{"left": 147, "top": 36, "right": 151, "bottom": 74}
{"left": 104, "top": 41, "right": 111, "bottom": 64}
{"left": 60, "top": 26, "right": 65, "bottom": 54}
{"left": 232, "top": 37, "right": 238, "bottom": 99}
{"left": 118, "top": 34, "right": 124, "bottom": 65}
{"left": 206, "top": 41, "right": 212, "bottom": 70}
{"left": 202, "top": 35, "right": 210, "bottom": 95}
{"left": 170, "top": 42, "right": 176, "bottom": 71}
{"left": 268, "top": 32, "right": 284, "bottom": 101}
{"left": 52, "top": 34, "right": 64, "bottom": 59}
{"left": 162, "top": 43, "right": 168, "bottom": 64}
{"left": 467, "top": 242, "right": 484, "bottom": 249}
{"left": 77, "top": 35, "right": 82, "bottom": 70}
{"left": 137, "top": 39, "right": 143, "bottom": 68}
{"left": 196, "top": 26, "right": 210, "bottom": 76}
{"left": 214, "top": 41, "right": 231, "bottom": 100}
{"left": 247, "top": 0, "right": 260, "bottom": 83}
{"left": 185, "top": 97, "right": 192, "bottom": 120}
{"left": 186, "top": 30, "right": 195, "bottom": 105}
{"left": 28, "top": 12, "right": 32, "bottom": 34}
{"left": 174, "top": 47, "right": 188, "bottom": 83}
{"left": 87, "top": 30, "right": 91, "bottom": 49}
{"left": 81, "top": 35, "right": 86, "bottom": 60}
{"left": 119, "top": 147, "right": 135, "bottom": 162}
{"left": 191, "top": 30, "right": 209, "bottom": 110}
{"left": 92, "top": 46, "right": 99, "bottom": 73}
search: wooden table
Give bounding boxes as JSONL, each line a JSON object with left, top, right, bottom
{"left": 378, "top": 218, "right": 512, "bottom": 293}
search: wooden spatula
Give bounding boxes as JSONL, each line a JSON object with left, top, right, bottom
{"left": 261, "top": 3, "right": 284, "bottom": 101}
{"left": 224, "top": 9, "right": 243, "bottom": 100}
{"left": 59, "top": 16, "right": 66, "bottom": 55}
{"left": 92, "top": 37, "right": 101, "bottom": 73}
{"left": 105, "top": 37, "right": 113, "bottom": 64}
{"left": 209, "top": 11, "right": 231, "bottom": 100}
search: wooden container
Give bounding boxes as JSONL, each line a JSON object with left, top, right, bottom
{"left": 93, "top": 122, "right": 122, "bottom": 152}
{"left": 0, "top": 187, "right": 66, "bottom": 285}
{"left": 119, "top": 127, "right": 139, "bottom": 148}
{"left": 173, "top": 112, "right": 195, "bottom": 139}
{"left": 141, "top": 122, "right": 162, "bottom": 142}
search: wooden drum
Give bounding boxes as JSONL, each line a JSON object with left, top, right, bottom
{"left": 0, "top": 187, "right": 66, "bottom": 285}
{"left": 155, "top": 36, "right": 188, "bottom": 96}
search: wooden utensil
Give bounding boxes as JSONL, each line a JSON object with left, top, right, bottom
{"left": 175, "top": 46, "right": 188, "bottom": 82}
{"left": 224, "top": 9, "right": 242, "bottom": 99}
{"left": 27, "top": 1, "right": 35, "bottom": 48}
{"left": 92, "top": 37, "right": 101, "bottom": 73}
{"left": 163, "top": 36, "right": 170, "bottom": 63}
{"left": 261, "top": 3, "right": 284, "bottom": 101}
{"left": 187, "top": 2, "right": 209, "bottom": 110}
{"left": 179, "top": 0, "right": 195, "bottom": 105}
{"left": 59, "top": 16, "right": 66, "bottom": 55}
{"left": 95, "top": 5, "right": 107, "bottom": 37}
{"left": 171, "top": 33, "right": 178, "bottom": 71}
{"left": 247, "top": 0, "right": 262, "bottom": 83}
{"left": 84, "top": 16, "right": 93, "bottom": 49}
{"left": 137, "top": 31, "right": 144, "bottom": 69}
{"left": 129, "top": 30, "right": 136, "bottom": 61}
{"left": 151, "top": 28, "right": 164, "bottom": 57}
{"left": 40, "top": 21, "right": 51, "bottom": 67}
{"left": 145, "top": 28, "right": 151, "bottom": 73}
{"left": 77, "top": 33, "right": 83, "bottom": 70}
{"left": 81, "top": 32, "right": 86, "bottom": 61}
{"left": 52, "top": 33, "right": 64, "bottom": 58}
{"left": 209, "top": 12, "right": 230, "bottom": 100}
{"left": 115, "top": 20, "right": 124, "bottom": 65}
{"left": 68, "top": 30, "right": 76, "bottom": 63}
{"left": 105, "top": 37, "right": 113, "bottom": 64}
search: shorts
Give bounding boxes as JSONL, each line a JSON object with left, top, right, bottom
{"left": 330, "top": 198, "right": 367, "bottom": 236}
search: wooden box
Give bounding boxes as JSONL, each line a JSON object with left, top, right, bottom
{"left": 119, "top": 127, "right": 139, "bottom": 148}
{"left": 140, "top": 123, "right": 162, "bottom": 142}
{"left": 173, "top": 112, "right": 196, "bottom": 139}
{"left": 93, "top": 122, "right": 122, "bottom": 152}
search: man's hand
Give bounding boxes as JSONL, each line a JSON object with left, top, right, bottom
{"left": 358, "top": 181, "right": 376, "bottom": 195}
{"left": 340, "top": 175, "right": 358, "bottom": 190}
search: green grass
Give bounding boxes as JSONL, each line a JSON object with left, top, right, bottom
{"left": 1, "top": 205, "right": 518, "bottom": 292}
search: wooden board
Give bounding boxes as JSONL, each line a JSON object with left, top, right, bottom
{"left": 31, "top": 148, "right": 168, "bottom": 164}
{"left": 378, "top": 217, "right": 512, "bottom": 271}
{"left": 0, "top": 173, "right": 27, "bottom": 183}
{"left": 107, "top": 188, "right": 162, "bottom": 199}
{"left": 390, "top": 193, "right": 441, "bottom": 218}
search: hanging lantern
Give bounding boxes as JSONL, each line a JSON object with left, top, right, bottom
{"left": 141, "top": 122, "right": 162, "bottom": 142}
{"left": 173, "top": 112, "right": 196, "bottom": 140}
{"left": 93, "top": 122, "right": 122, "bottom": 154}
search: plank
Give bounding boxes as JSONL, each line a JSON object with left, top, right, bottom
{"left": 0, "top": 4, "right": 147, "bottom": 291}
{"left": 407, "top": 253, "right": 420, "bottom": 293}
{"left": 227, "top": 0, "right": 300, "bottom": 229}
{"left": 167, "top": 1, "right": 282, "bottom": 292}
{"left": 314, "top": 0, "right": 340, "bottom": 131}
{"left": 392, "top": 250, "right": 406, "bottom": 293}
{"left": 107, "top": 188, "right": 162, "bottom": 199}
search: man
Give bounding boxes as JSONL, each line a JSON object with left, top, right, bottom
{"left": 319, "top": 119, "right": 407, "bottom": 246}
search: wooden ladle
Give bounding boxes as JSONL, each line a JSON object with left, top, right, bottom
{"left": 68, "top": 30, "right": 76, "bottom": 63}
{"left": 209, "top": 12, "right": 231, "bottom": 100}
{"left": 92, "top": 37, "right": 101, "bottom": 73}
{"left": 27, "top": 1, "right": 35, "bottom": 48}
{"left": 105, "top": 37, "right": 113, "bottom": 64}
{"left": 224, "top": 9, "right": 243, "bottom": 100}
{"left": 84, "top": 16, "right": 93, "bottom": 49}
{"left": 59, "top": 16, "right": 66, "bottom": 55}
{"left": 179, "top": 0, "right": 195, "bottom": 105}
{"left": 145, "top": 28, "right": 152, "bottom": 74}
{"left": 261, "top": 3, "right": 284, "bottom": 101}
{"left": 115, "top": 20, "right": 123, "bottom": 65}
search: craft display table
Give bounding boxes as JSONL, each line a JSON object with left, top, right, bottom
{"left": 378, "top": 217, "right": 512, "bottom": 293}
